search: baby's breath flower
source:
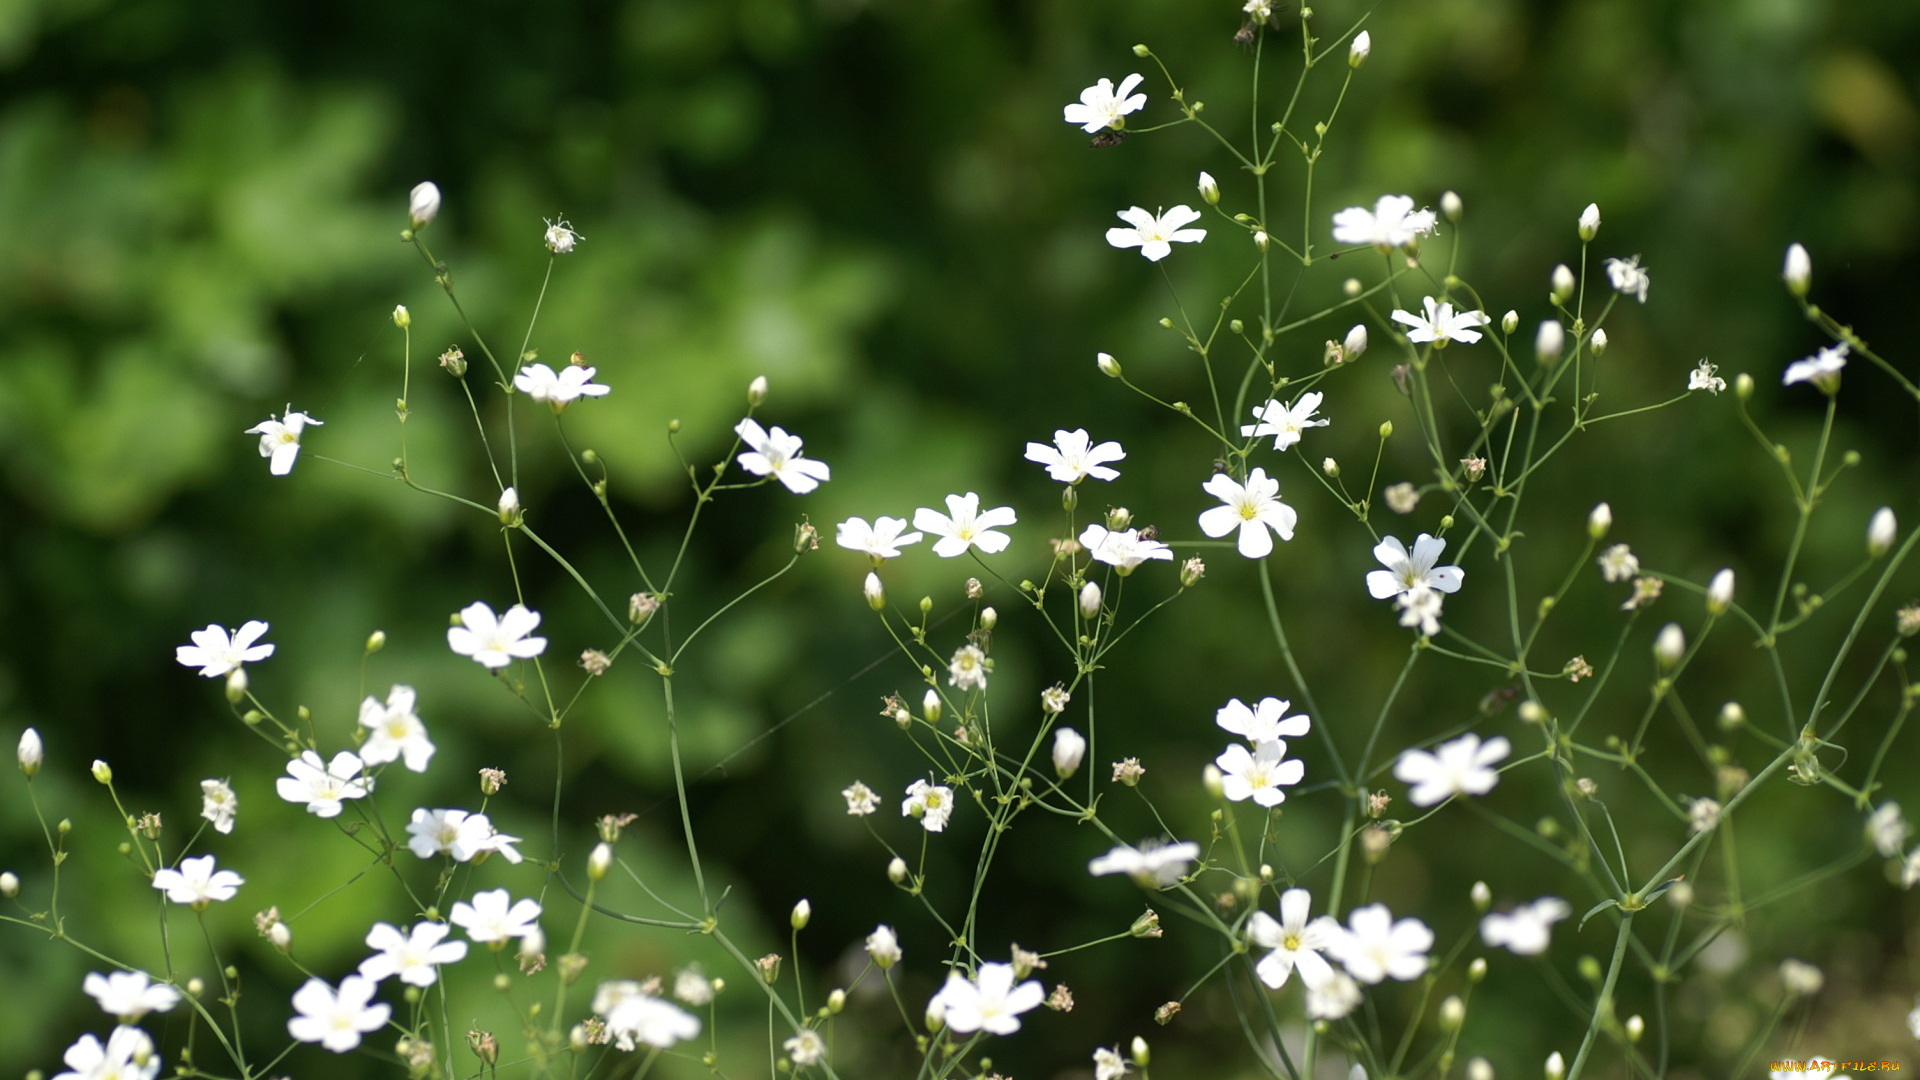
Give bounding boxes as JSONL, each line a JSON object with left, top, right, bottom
{"left": 152, "top": 855, "right": 243, "bottom": 909}
{"left": 1394, "top": 734, "right": 1509, "bottom": 807}
{"left": 200, "top": 779, "right": 237, "bottom": 835}
{"left": 1578, "top": 202, "right": 1602, "bottom": 241}
{"left": 735, "top": 419, "right": 831, "bottom": 494}
{"left": 1111, "top": 757, "right": 1145, "bottom": 786}
{"left": 1564, "top": 655, "right": 1595, "bottom": 682}
{"left": 1690, "top": 797, "right": 1722, "bottom": 833}
{"left": 1597, "top": 544, "right": 1639, "bottom": 583}
{"left": 1867, "top": 803, "right": 1909, "bottom": 858}
{"left": 1063, "top": 74, "right": 1147, "bottom": 133}
{"left": 1198, "top": 468, "right": 1296, "bottom": 558}
{"left": 408, "top": 181, "right": 441, "bottom": 229}
{"left": 866, "top": 925, "right": 902, "bottom": 968}
{"left": 17, "top": 727, "right": 41, "bottom": 777}
{"left": 673, "top": 967, "right": 715, "bottom": 1006}
{"left": 948, "top": 644, "right": 989, "bottom": 691}
{"left": 1537, "top": 319, "right": 1566, "bottom": 364}
{"left": 1328, "top": 903, "right": 1433, "bottom": 983}
{"left": 1391, "top": 296, "right": 1490, "bottom": 347}
{"left": 784, "top": 1029, "right": 826, "bottom": 1066}
{"left": 245, "top": 408, "right": 322, "bottom": 476}
{"left": 1332, "top": 195, "right": 1435, "bottom": 250}
{"left": 176, "top": 621, "right": 274, "bottom": 678}
{"left": 902, "top": 779, "right": 954, "bottom": 832}
{"left": 1868, "top": 507, "right": 1897, "bottom": 557}
{"left": 1240, "top": 393, "right": 1329, "bottom": 451}
{"left": 1898, "top": 603, "right": 1920, "bottom": 638}
{"left": 1088, "top": 841, "right": 1197, "bottom": 887}
{"left": 1106, "top": 206, "right": 1207, "bottom": 262}
{"left": 915, "top": 493, "right": 1017, "bottom": 557}
{"left": 1048, "top": 984, "right": 1076, "bottom": 1011}
{"left": 543, "top": 217, "right": 580, "bottom": 253}
{"left": 1383, "top": 482, "right": 1420, "bottom": 514}
{"left": 1778, "top": 958, "right": 1824, "bottom": 997}
{"left": 1348, "top": 29, "right": 1372, "bottom": 68}
{"left": 1783, "top": 242, "right": 1811, "bottom": 297}
{"left": 842, "top": 781, "right": 879, "bottom": 816}
{"left": 1605, "top": 255, "right": 1651, "bottom": 303}
{"left": 1624, "top": 575, "right": 1664, "bottom": 610}
{"left": 448, "top": 601, "right": 547, "bottom": 668}
{"left": 1052, "top": 727, "right": 1086, "bottom": 778}
{"left": 1784, "top": 344, "right": 1847, "bottom": 393}
{"left": 1689, "top": 358, "right": 1726, "bottom": 394}
{"left": 1480, "top": 898, "right": 1571, "bottom": 955}
{"left": 1041, "top": 685, "right": 1070, "bottom": 714}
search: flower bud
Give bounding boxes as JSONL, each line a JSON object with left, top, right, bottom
{"left": 1097, "top": 352, "right": 1122, "bottom": 378}
{"left": 1202, "top": 763, "right": 1225, "bottom": 799}
{"left": 1735, "top": 372, "right": 1754, "bottom": 400}
{"left": 224, "top": 666, "right": 248, "bottom": 704}
{"left": 409, "top": 182, "right": 441, "bottom": 229}
{"left": 1053, "top": 727, "right": 1086, "bottom": 779}
{"left": 1550, "top": 265, "right": 1575, "bottom": 304}
{"left": 269, "top": 922, "right": 292, "bottom": 953}
{"left": 1546, "top": 1050, "right": 1567, "bottom": 1080}
{"left": 1467, "top": 1058, "right": 1494, "bottom": 1080}
{"left": 1468, "top": 957, "right": 1487, "bottom": 983}
{"left": 828, "top": 988, "right": 846, "bottom": 1013}
{"left": 1133, "top": 43, "right": 1150, "bottom": 56}
{"left": 1707, "top": 568, "right": 1734, "bottom": 615}
{"left": 1578, "top": 203, "right": 1601, "bottom": 241}
{"left": 1080, "top": 581, "right": 1102, "bottom": 620}
{"left": 1654, "top": 623, "right": 1685, "bottom": 669}
{"left": 864, "top": 572, "right": 886, "bottom": 612}
{"left": 1470, "top": 880, "right": 1491, "bottom": 911}
{"left": 1344, "top": 323, "right": 1368, "bottom": 360}
{"left": 922, "top": 689, "right": 941, "bottom": 725}
{"left": 1625, "top": 1015, "right": 1644, "bottom": 1043}
{"left": 1501, "top": 309, "right": 1519, "bottom": 335}
{"left": 1588, "top": 502, "right": 1612, "bottom": 539}
{"left": 1589, "top": 328, "right": 1608, "bottom": 358}
{"left": 1348, "top": 30, "right": 1371, "bottom": 68}
{"left": 791, "top": 899, "right": 811, "bottom": 930}
{"left": 1253, "top": 229, "right": 1270, "bottom": 251}
{"left": 1322, "top": 457, "right": 1339, "bottom": 477}
{"left": 1718, "top": 701, "right": 1746, "bottom": 730}
{"left": 1783, "top": 243, "right": 1811, "bottom": 298}
{"left": 91, "top": 760, "right": 112, "bottom": 785}
{"left": 1198, "top": 171, "right": 1220, "bottom": 205}
{"left": 1378, "top": 421, "right": 1393, "bottom": 439}
{"left": 980, "top": 607, "right": 997, "bottom": 631}
{"left": 18, "top": 729, "right": 41, "bottom": 778}
{"left": 1868, "top": 507, "right": 1897, "bottom": 557}
{"left": 1441, "top": 190, "right": 1462, "bottom": 223}
{"left": 887, "top": 856, "right": 908, "bottom": 883}
{"left": 588, "top": 842, "right": 613, "bottom": 881}
{"left": 1536, "top": 320, "right": 1565, "bottom": 366}
{"left": 0, "top": 872, "right": 17, "bottom": 897}
{"left": 1132, "top": 1036, "right": 1151, "bottom": 1067}
{"left": 393, "top": 305, "right": 411, "bottom": 329}
{"left": 497, "top": 486, "right": 521, "bottom": 525}
{"left": 1180, "top": 556, "right": 1206, "bottom": 587}
{"left": 747, "top": 375, "right": 768, "bottom": 407}
{"left": 1439, "top": 994, "right": 1465, "bottom": 1030}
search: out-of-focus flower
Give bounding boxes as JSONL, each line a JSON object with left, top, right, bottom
{"left": 1088, "top": 840, "right": 1200, "bottom": 887}
{"left": 1331, "top": 195, "right": 1435, "bottom": 250}
{"left": 1783, "top": 345, "right": 1847, "bottom": 393}
{"left": 1605, "top": 256, "right": 1650, "bottom": 303}
{"left": 199, "top": 779, "right": 237, "bottom": 835}
{"left": 449, "top": 888, "right": 542, "bottom": 945}
{"left": 1327, "top": 903, "right": 1432, "bottom": 983}
{"left": 514, "top": 363, "right": 610, "bottom": 411}
{"left": 842, "top": 781, "right": 879, "bottom": 816}
{"left": 1393, "top": 734, "right": 1510, "bottom": 807}
{"left": 83, "top": 971, "right": 181, "bottom": 1023}
{"left": 276, "top": 751, "right": 372, "bottom": 818}
{"left": 1480, "top": 897, "right": 1571, "bottom": 955}
{"left": 544, "top": 218, "right": 580, "bottom": 253}
{"left": 835, "top": 517, "right": 923, "bottom": 561}
{"left": 359, "top": 922, "right": 468, "bottom": 987}
{"left": 1079, "top": 524, "right": 1173, "bottom": 574}
{"left": 406, "top": 808, "right": 523, "bottom": 864}
{"left": 928, "top": 963, "right": 1045, "bottom": 1035}
{"left": 358, "top": 685, "right": 435, "bottom": 772}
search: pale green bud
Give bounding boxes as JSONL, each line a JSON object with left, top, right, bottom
{"left": 1783, "top": 243, "right": 1811, "bottom": 298}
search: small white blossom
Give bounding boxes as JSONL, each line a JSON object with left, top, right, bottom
{"left": 784, "top": 1029, "right": 827, "bottom": 1067}
{"left": 736, "top": 418, "right": 831, "bottom": 494}
{"left": 914, "top": 493, "right": 1018, "bottom": 558}
{"left": 842, "top": 781, "right": 879, "bottom": 816}
{"left": 358, "top": 922, "right": 468, "bottom": 987}
{"left": 948, "top": 645, "right": 989, "bottom": 691}
{"left": 151, "top": 855, "right": 243, "bottom": 908}
{"left": 1305, "top": 972, "right": 1363, "bottom": 1020}
{"left": 245, "top": 408, "right": 322, "bottom": 476}
{"left": 1095, "top": 1046, "right": 1131, "bottom": 1080}
{"left": 83, "top": 971, "right": 181, "bottom": 1023}
{"left": 1869, "top": 803, "right": 1910, "bottom": 858}
{"left": 1080, "top": 524, "right": 1173, "bottom": 574}
{"left": 543, "top": 217, "right": 580, "bottom": 253}
{"left": 1366, "top": 534, "right": 1464, "bottom": 599}
{"left": 1689, "top": 359, "right": 1726, "bottom": 394}
{"left": 447, "top": 601, "right": 548, "bottom": 668}
{"left": 1026, "top": 429, "right": 1125, "bottom": 483}
{"left": 1328, "top": 903, "right": 1433, "bottom": 983}
{"left": 1215, "top": 697, "right": 1310, "bottom": 745}
{"left": 674, "top": 967, "right": 715, "bottom": 1006}
{"left": 1579, "top": 202, "right": 1602, "bottom": 240}
{"left": 276, "top": 750, "right": 372, "bottom": 818}
{"left": 1241, "top": 392, "right": 1329, "bottom": 451}
{"left": 1783, "top": 242, "right": 1812, "bottom": 297}
{"left": 449, "top": 888, "right": 542, "bottom": 945}
{"left": 1063, "top": 74, "right": 1146, "bottom": 133}
{"left": 1391, "top": 296, "right": 1491, "bottom": 347}
{"left": 199, "top": 779, "right": 237, "bottom": 835}
{"left": 1597, "top": 544, "right": 1639, "bottom": 583}
{"left": 1106, "top": 205, "right": 1207, "bottom": 262}
{"left": 175, "top": 621, "right": 274, "bottom": 678}
{"left": 902, "top": 779, "right": 955, "bottom": 832}
{"left": 1784, "top": 344, "right": 1848, "bottom": 392}
{"left": 1690, "top": 797, "right": 1722, "bottom": 833}
{"left": 406, "top": 808, "right": 523, "bottom": 864}
{"left": 1605, "top": 256, "right": 1651, "bottom": 303}
{"left": 1332, "top": 195, "right": 1436, "bottom": 250}
{"left": 514, "top": 363, "right": 609, "bottom": 411}
{"left": 835, "top": 516, "right": 923, "bottom": 561}
{"left": 595, "top": 981, "right": 701, "bottom": 1050}
{"left": 53, "top": 1026, "right": 160, "bottom": 1080}
{"left": 929, "top": 963, "right": 1046, "bottom": 1035}
{"left": 358, "top": 684, "right": 435, "bottom": 772}
{"left": 1480, "top": 897, "right": 1571, "bottom": 956}
{"left": 1215, "top": 741, "right": 1305, "bottom": 807}
{"left": 1246, "top": 888, "right": 1342, "bottom": 989}
{"left": 1396, "top": 584, "right": 1445, "bottom": 637}
{"left": 1198, "top": 467, "right": 1297, "bottom": 559}
{"left": 1393, "top": 733, "right": 1510, "bottom": 807}
{"left": 867, "top": 924, "right": 902, "bottom": 968}
{"left": 1088, "top": 840, "right": 1200, "bottom": 887}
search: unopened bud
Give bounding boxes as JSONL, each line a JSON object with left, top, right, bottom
{"left": 1253, "top": 229, "right": 1270, "bottom": 251}
{"left": 1735, "top": 372, "right": 1754, "bottom": 399}
{"left": 1470, "top": 881, "right": 1491, "bottom": 911}
{"left": 1868, "top": 507, "right": 1897, "bottom": 557}
{"left": 393, "top": 305, "right": 411, "bottom": 329}
{"left": 1587, "top": 502, "right": 1612, "bottom": 539}
{"left": 1536, "top": 320, "right": 1565, "bottom": 366}
{"left": 497, "top": 486, "right": 521, "bottom": 525}
{"left": 1707, "top": 568, "right": 1734, "bottom": 615}
{"left": 1441, "top": 190, "right": 1462, "bottom": 223}
{"left": 1467, "top": 1058, "right": 1494, "bottom": 1080}
{"left": 980, "top": 607, "right": 997, "bottom": 631}
{"left": 1348, "top": 29, "right": 1371, "bottom": 68}
{"left": 17, "top": 729, "right": 41, "bottom": 778}
{"left": 1378, "top": 421, "right": 1393, "bottom": 439}
{"left": 828, "top": 988, "right": 846, "bottom": 1014}
{"left": 1551, "top": 265, "right": 1575, "bottom": 303}
{"left": 1625, "top": 1014, "right": 1644, "bottom": 1043}
{"left": 1718, "top": 701, "right": 1746, "bottom": 730}
{"left": 1097, "top": 352, "right": 1122, "bottom": 378}
{"left": 588, "top": 842, "right": 613, "bottom": 881}
{"left": 1180, "top": 556, "right": 1205, "bottom": 587}
{"left": 887, "top": 856, "right": 908, "bottom": 883}
{"left": 1322, "top": 457, "right": 1339, "bottom": 477}
{"left": 1589, "top": 328, "right": 1608, "bottom": 357}
{"left": 1344, "top": 324, "right": 1368, "bottom": 360}
{"left": 408, "top": 182, "right": 442, "bottom": 229}
{"left": 0, "top": 872, "right": 17, "bottom": 897}
{"left": 1132, "top": 1036, "right": 1150, "bottom": 1067}
{"left": 922, "top": 689, "right": 941, "bottom": 724}
{"left": 1080, "top": 581, "right": 1102, "bottom": 620}
{"left": 1202, "top": 763, "right": 1225, "bottom": 799}
{"left": 91, "top": 760, "right": 112, "bottom": 785}
{"left": 1197, "top": 171, "right": 1220, "bottom": 205}
{"left": 864, "top": 572, "right": 886, "bottom": 612}
{"left": 1578, "top": 202, "right": 1601, "bottom": 241}
{"left": 225, "top": 667, "right": 248, "bottom": 704}
{"left": 1053, "top": 728, "right": 1086, "bottom": 779}
{"left": 269, "top": 922, "right": 292, "bottom": 953}
{"left": 1499, "top": 309, "right": 1518, "bottom": 335}
{"left": 747, "top": 375, "right": 768, "bottom": 407}
{"left": 791, "top": 899, "right": 811, "bottom": 930}
{"left": 1107, "top": 507, "right": 1131, "bottom": 530}
{"left": 365, "top": 630, "right": 386, "bottom": 655}
{"left": 1783, "top": 243, "right": 1811, "bottom": 298}
{"left": 1439, "top": 994, "right": 1465, "bottom": 1030}
{"left": 1654, "top": 623, "right": 1685, "bottom": 669}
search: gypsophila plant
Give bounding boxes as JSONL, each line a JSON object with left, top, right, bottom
{"left": 6, "top": 5, "right": 1918, "bottom": 1080}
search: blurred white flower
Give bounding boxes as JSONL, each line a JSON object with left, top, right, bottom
{"left": 1331, "top": 195, "right": 1435, "bottom": 250}
{"left": 358, "top": 922, "right": 468, "bottom": 987}
{"left": 1605, "top": 256, "right": 1650, "bottom": 303}
{"left": 358, "top": 684, "right": 435, "bottom": 772}
{"left": 1784, "top": 344, "right": 1847, "bottom": 392}
{"left": 1063, "top": 74, "right": 1146, "bottom": 133}
{"left": 543, "top": 217, "right": 581, "bottom": 253}
{"left": 1328, "top": 903, "right": 1432, "bottom": 983}
{"left": 1106, "top": 205, "right": 1207, "bottom": 262}
{"left": 53, "top": 1025, "right": 160, "bottom": 1080}
{"left": 1869, "top": 803, "right": 1910, "bottom": 858}
{"left": 1095, "top": 1046, "right": 1131, "bottom": 1080}
{"left": 1088, "top": 840, "right": 1200, "bottom": 887}
{"left": 83, "top": 971, "right": 181, "bottom": 1023}
{"left": 1597, "top": 544, "right": 1639, "bottom": 583}
{"left": 1393, "top": 733, "right": 1510, "bottom": 807}
{"left": 949, "top": 645, "right": 988, "bottom": 691}
{"left": 835, "top": 516, "right": 923, "bottom": 561}
{"left": 199, "top": 779, "right": 237, "bottom": 835}
{"left": 514, "top": 362, "right": 610, "bottom": 411}
{"left": 598, "top": 985, "right": 700, "bottom": 1050}
{"left": 449, "top": 888, "right": 542, "bottom": 945}
{"left": 1080, "top": 524, "right": 1173, "bottom": 574}
{"left": 867, "top": 924, "right": 902, "bottom": 968}
{"left": 785, "top": 1029, "right": 827, "bottom": 1066}
{"left": 406, "top": 808, "right": 522, "bottom": 864}
{"left": 1053, "top": 727, "right": 1086, "bottom": 777}
{"left": 287, "top": 975, "right": 391, "bottom": 1053}
{"left": 1689, "top": 358, "right": 1726, "bottom": 394}
{"left": 842, "top": 781, "right": 879, "bottom": 816}
{"left": 1480, "top": 897, "right": 1571, "bottom": 956}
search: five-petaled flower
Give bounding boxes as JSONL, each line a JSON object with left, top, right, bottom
{"left": 1247, "top": 888, "right": 1342, "bottom": 989}
{"left": 176, "top": 621, "right": 274, "bottom": 678}
{"left": 902, "top": 779, "right": 956, "bottom": 832}
{"left": 276, "top": 750, "right": 373, "bottom": 818}
{"left": 1198, "top": 468, "right": 1297, "bottom": 559}
{"left": 406, "top": 807, "right": 524, "bottom": 864}
{"left": 1480, "top": 897, "right": 1572, "bottom": 956}
{"left": 1088, "top": 840, "right": 1201, "bottom": 887}
{"left": 1392, "top": 296, "right": 1491, "bottom": 348}
{"left": 929, "top": 962, "right": 1046, "bottom": 1035}
{"left": 1326, "top": 903, "right": 1433, "bottom": 983}
{"left": 1106, "top": 205, "right": 1207, "bottom": 262}
{"left": 1605, "top": 255, "right": 1651, "bottom": 303}
{"left": 1366, "top": 534, "right": 1465, "bottom": 600}
{"left": 246, "top": 408, "right": 322, "bottom": 476}
{"left": 1215, "top": 740, "right": 1305, "bottom": 807}
{"left": 1331, "top": 195, "right": 1437, "bottom": 251}
{"left": 949, "top": 644, "right": 989, "bottom": 691}
{"left": 1080, "top": 524, "right": 1173, "bottom": 574}
{"left": 287, "top": 975, "right": 391, "bottom": 1052}
{"left": 1063, "top": 74, "right": 1147, "bottom": 133}
{"left": 514, "top": 362, "right": 610, "bottom": 412}
{"left": 594, "top": 981, "right": 702, "bottom": 1050}
{"left": 1026, "top": 429, "right": 1126, "bottom": 484}
{"left": 835, "top": 516, "right": 923, "bottom": 562}
{"left": 358, "top": 684, "right": 435, "bottom": 772}
{"left": 842, "top": 780, "right": 879, "bottom": 816}
{"left": 151, "top": 855, "right": 244, "bottom": 909}
{"left": 1784, "top": 344, "right": 1848, "bottom": 393}
{"left": 736, "top": 419, "right": 832, "bottom": 494}
{"left": 1393, "top": 733, "right": 1511, "bottom": 807}
{"left": 1241, "top": 392, "right": 1329, "bottom": 451}
{"left": 450, "top": 888, "right": 543, "bottom": 945}
{"left": 1217, "top": 697, "right": 1310, "bottom": 744}
{"left": 53, "top": 1026, "right": 160, "bottom": 1080}
{"left": 448, "top": 601, "right": 548, "bottom": 669}
{"left": 915, "top": 493, "right": 1018, "bottom": 558}
{"left": 358, "top": 921, "right": 469, "bottom": 987}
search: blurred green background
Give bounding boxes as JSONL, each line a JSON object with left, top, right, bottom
{"left": 3, "top": 0, "right": 1919, "bottom": 1076}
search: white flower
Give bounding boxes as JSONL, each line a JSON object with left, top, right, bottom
{"left": 1480, "top": 897, "right": 1571, "bottom": 956}
{"left": 449, "top": 888, "right": 542, "bottom": 945}
{"left": 835, "top": 516, "right": 923, "bottom": 561}
{"left": 1597, "top": 544, "right": 1639, "bottom": 583}
{"left": 949, "top": 644, "right": 989, "bottom": 691}
{"left": 1080, "top": 524, "right": 1173, "bottom": 574}
{"left": 1216, "top": 697, "right": 1310, "bottom": 745}
{"left": 358, "top": 684, "right": 435, "bottom": 772}
{"left": 1095, "top": 1046, "right": 1131, "bottom": 1080}
{"left": 408, "top": 181, "right": 440, "bottom": 228}
{"left": 597, "top": 985, "right": 700, "bottom": 1050}
{"left": 930, "top": 963, "right": 1045, "bottom": 1035}
{"left": 358, "top": 922, "right": 468, "bottom": 987}
{"left": 543, "top": 217, "right": 581, "bottom": 253}
{"left": 83, "top": 971, "right": 181, "bottom": 1023}
{"left": 514, "top": 362, "right": 610, "bottom": 411}
{"left": 1198, "top": 468, "right": 1297, "bottom": 559}
{"left": 406, "top": 808, "right": 523, "bottom": 863}
{"left": 1052, "top": 727, "right": 1087, "bottom": 778}
{"left": 1247, "top": 888, "right": 1342, "bottom": 989}
{"left": 1391, "top": 296, "right": 1491, "bottom": 347}
{"left": 1026, "top": 429, "right": 1125, "bottom": 483}
{"left": 1393, "top": 733, "right": 1510, "bottom": 807}
{"left": 447, "top": 601, "right": 548, "bottom": 669}
{"left": 1215, "top": 741, "right": 1305, "bottom": 807}
{"left": 1779, "top": 958, "right": 1825, "bottom": 997}
{"left": 1241, "top": 392, "right": 1329, "bottom": 451}
{"left": 175, "top": 620, "right": 274, "bottom": 678}
{"left": 1605, "top": 256, "right": 1651, "bottom": 303}
{"left": 1689, "top": 359, "right": 1726, "bottom": 395}
{"left": 197, "top": 779, "right": 237, "bottom": 835}
{"left": 842, "top": 781, "right": 879, "bottom": 816}
{"left": 1784, "top": 344, "right": 1848, "bottom": 392}
{"left": 1328, "top": 903, "right": 1433, "bottom": 983}
{"left": 1366, "top": 534, "right": 1464, "bottom": 599}
{"left": 1305, "top": 972, "right": 1363, "bottom": 1020}
{"left": 1331, "top": 195, "right": 1436, "bottom": 250}
{"left": 52, "top": 1026, "right": 160, "bottom": 1080}
{"left": 1869, "top": 803, "right": 1909, "bottom": 858}
{"left": 867, "top": 924, "right": 902, "bottom": 968}
{"left": 735, "top": 418, "right": 831, "bottom": 494}
{"left": 245, "top": 408, "right": 323, "bottom": 476}
{"left": 784, "top": 1029, "right": 827, "bottom": 1066}
{"left": 1392, "top": 584, "right": 1441, "bottom": 637}
{"left": 1088, "top": 840, "right": 1201, "bottom": 887}
{"left": 1063, "top": 73, "right": 1146, "bottom": 133}
{"left": 287, "top": 975, "right": 391, "bottom": 1053}
{"left": 151, "top": 855, "right": 243, "bottom": 908}
{"left": 674, "top": 967, "right": 715, "bottom": 1006}
{"left": 276, "top": 750, "right": 372, "bottom": 818}
{"left": 1690, "top": 797, "right": 1722, "bottom": 833}
{"left": 902, "top": 779, "right": 955, "bottom": 832}
{"left": 914, "top": 493, "right": 1018, "bottom": 558}
{"left": 1106, "top": 205, "right": 1207, "bottom": 262}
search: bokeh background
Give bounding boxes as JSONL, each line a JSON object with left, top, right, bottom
{"left": 3, "top": 0, "right": 1919, "bottom": 1076}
